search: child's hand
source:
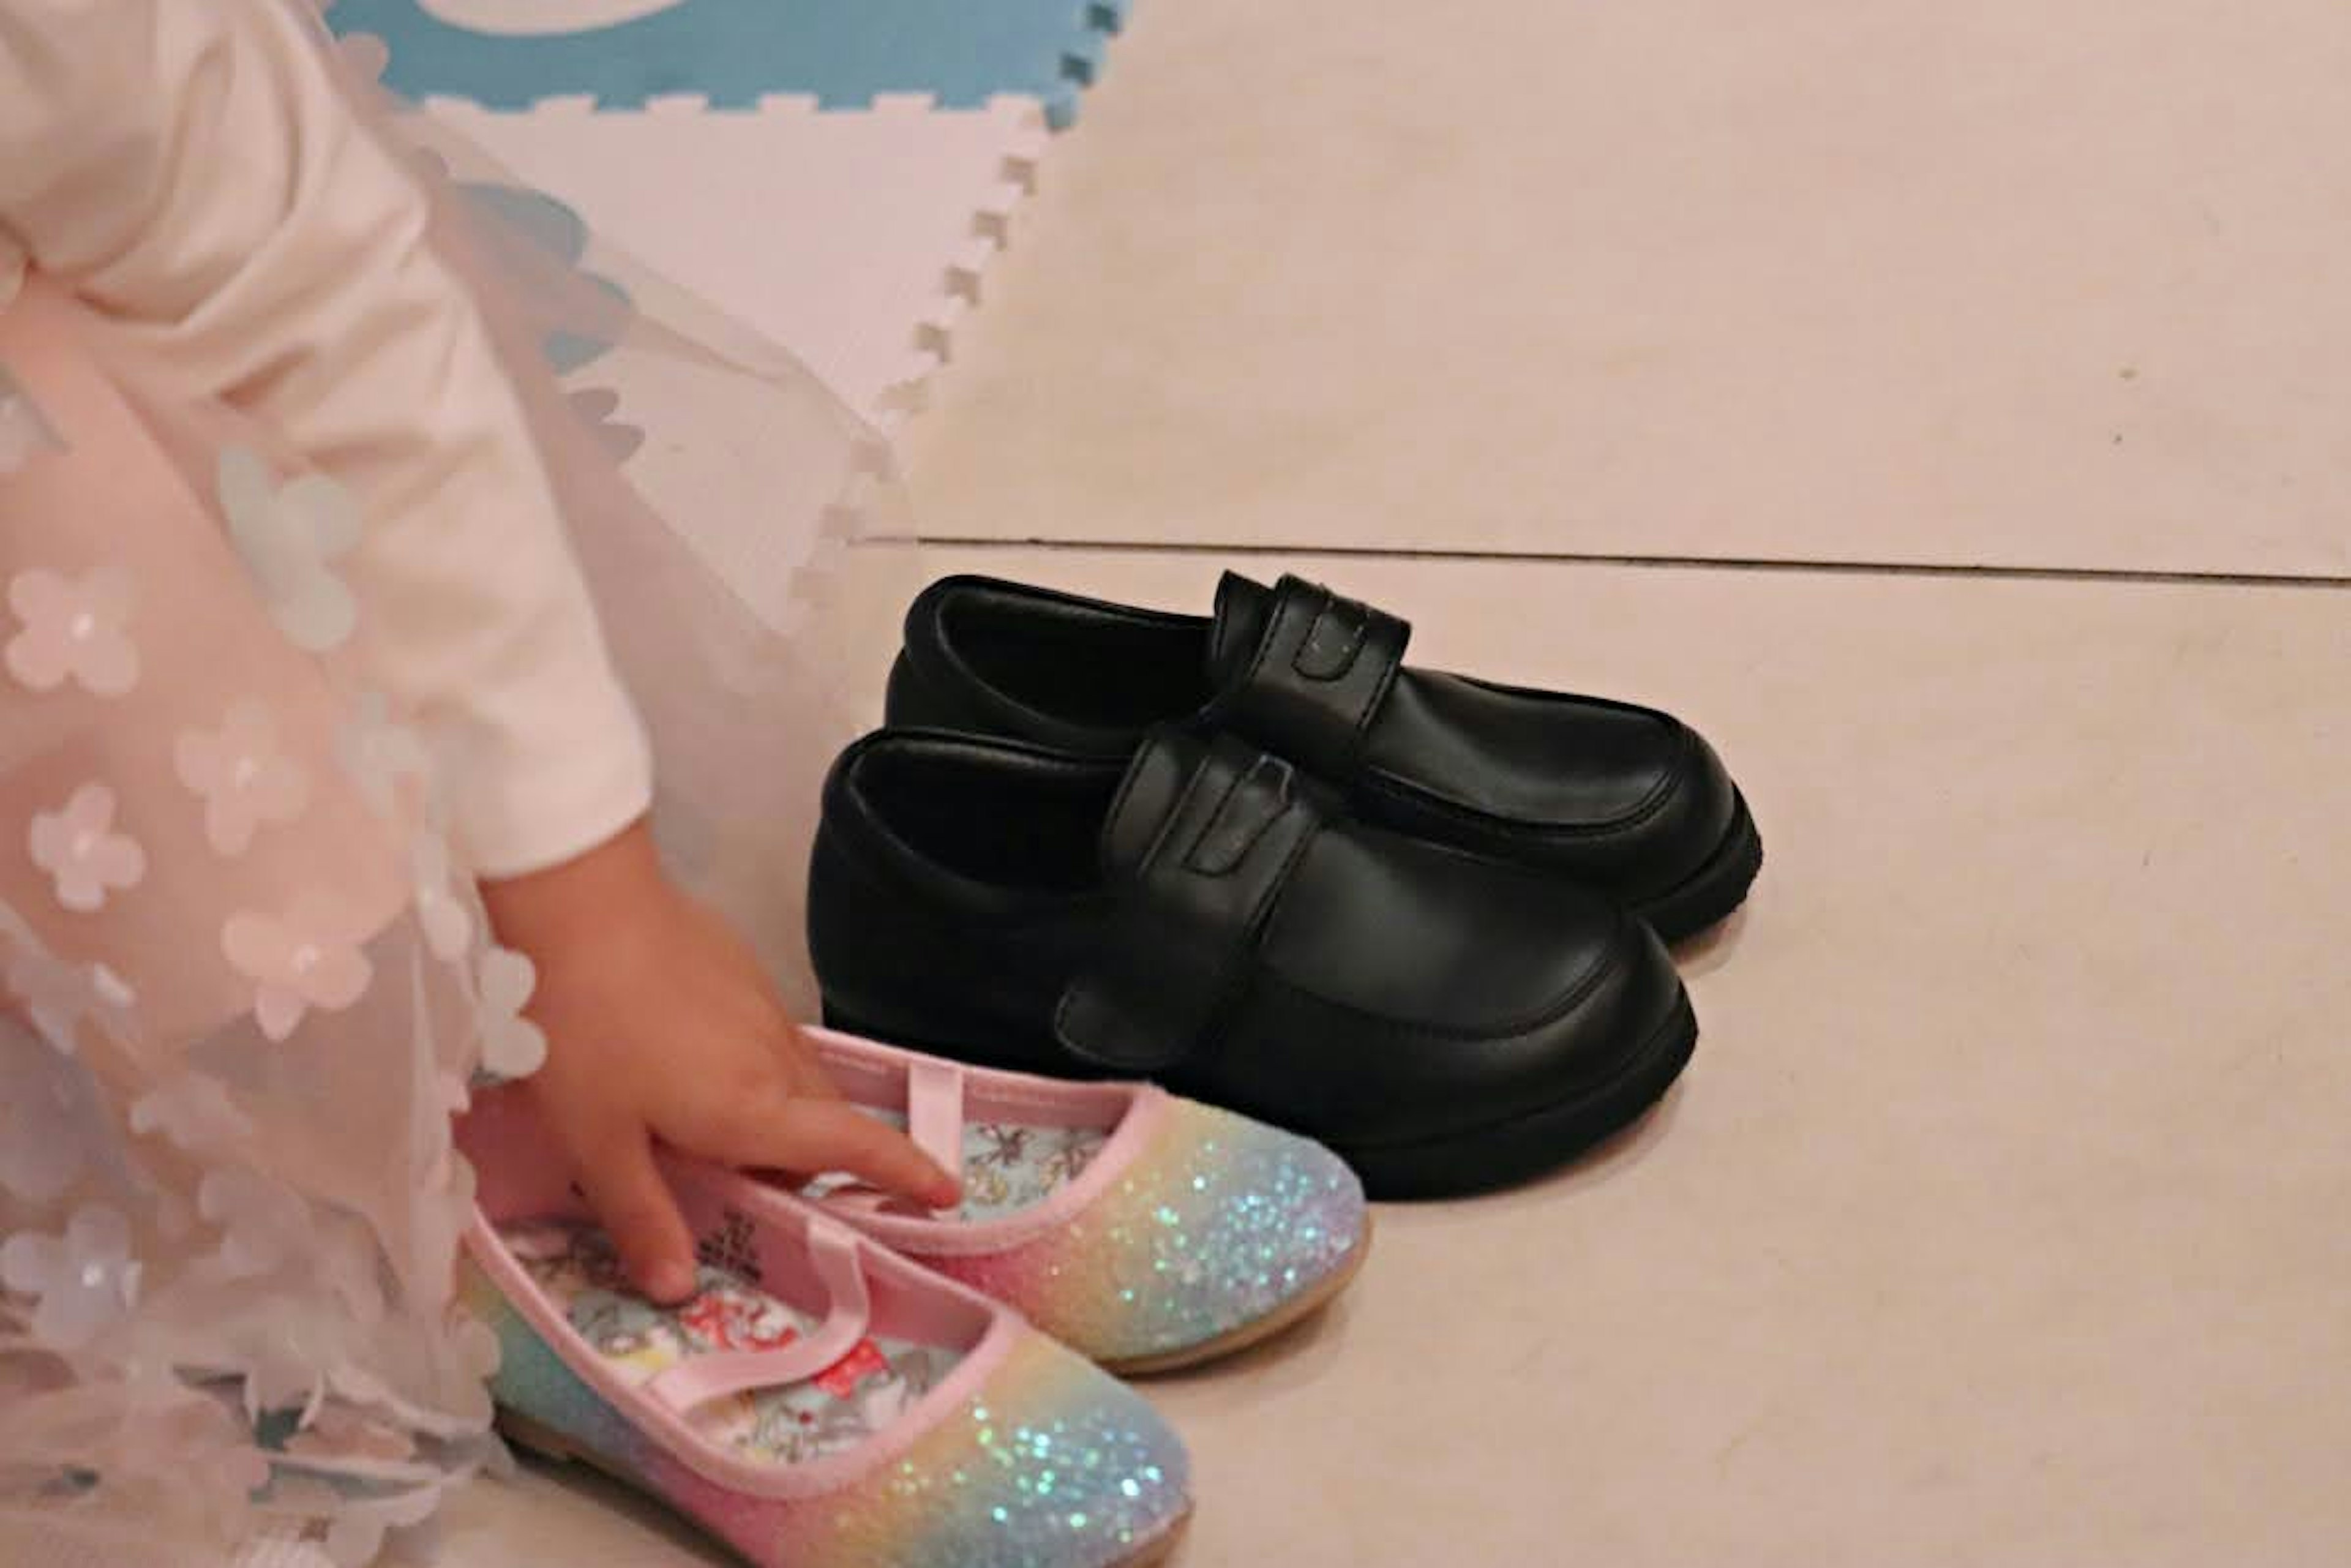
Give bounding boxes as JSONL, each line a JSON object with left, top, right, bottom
{"left": 480, "top": 820, "right": 959, "bottom": 1303}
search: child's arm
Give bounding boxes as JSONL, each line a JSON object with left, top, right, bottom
{"left": 0, "top": 4, "right": 954, "bottom": 1298}
{"left": 0, "top": 0, "right": 642, "bottom": 877}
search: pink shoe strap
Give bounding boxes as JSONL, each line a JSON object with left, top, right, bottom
{"left": 822, "top": 1059, "right": 967, "bottom": 1222}
{"left": 906, "top": 1059, "right": 967, "bottom": 1190}
{"left": 647, "top": 1218, "right": 874, "bottom": 1412}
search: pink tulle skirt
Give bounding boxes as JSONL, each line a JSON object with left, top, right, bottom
{"left": 0, "top": 21, "right": 910, "bottom": 1561}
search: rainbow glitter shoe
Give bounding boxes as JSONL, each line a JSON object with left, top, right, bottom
{"left": 458, "top": 1090, "right": 1193, "bottom": 1568}
{"left": 794, "top": 1029, "right": 1371, "bottom": 1375}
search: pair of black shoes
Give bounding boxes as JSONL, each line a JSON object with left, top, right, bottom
{"left": 808, "top": 572, "right": 1761, "bottom": 1199}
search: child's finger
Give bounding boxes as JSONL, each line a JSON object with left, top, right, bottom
{"left": 771, "top": 1028, "right": 847, "bottom": 1102}
{"left": 737, "top": 1099, "right": 961, "bottom": 1207}
{"left": 574, "top": 1126, "right": 699, "bottom": 1304}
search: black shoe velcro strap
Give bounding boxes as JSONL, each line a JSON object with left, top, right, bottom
{"left": 1055, "top": 739, "right": 1319, "bottom": 1072}
{"left": 1219, "top": 575, "right": 1409, "bottom": 779}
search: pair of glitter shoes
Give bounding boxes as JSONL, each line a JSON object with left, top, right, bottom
{"left": 458, "top": 1029, "right": 1370, "bottom": 1568}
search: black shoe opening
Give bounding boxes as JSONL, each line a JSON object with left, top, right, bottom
{"left": 945, "top": 594, "right": 1211, "bottom": 731}
{"left": 858, "top": 746, "right": 1118, "bottom": 893}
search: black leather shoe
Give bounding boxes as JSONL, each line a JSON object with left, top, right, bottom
{"left": 807, "top": 726, "right": 1697, "bottom": 1199}
{"left": 885, "top": 572, "right": 1761, "bottom": 942}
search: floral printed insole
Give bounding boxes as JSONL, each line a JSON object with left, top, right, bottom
{"left": 500, "top": 1219, "right": 962, "bottom": 1465}
{"left": 804, "top": 1110, "right": 1109, "bottom": 1225}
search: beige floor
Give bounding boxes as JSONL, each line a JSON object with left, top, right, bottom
{"left": 907, "top": 0, "right": 2351, "bottom": 574}
{"left": 442, "top": 554, "right": 2351, "bottom": 1566}
{"left": 441, "top": 6, "right": 2351, "bottom": 1564}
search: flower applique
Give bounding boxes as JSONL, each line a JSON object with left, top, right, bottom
{"left": 315, "top": 1213, "right": 395, "bottom": 1330}
{"left": 90, "top": 1382, "right": 271, "bottom": 1542}
{"left": 566, "top": 387, "right": 645, "bottom": 463}
{"left": 223, "top": 892, "right": 375, "bottom": 1041}
{"left": 474, "top": 947, "right": 547, "bottom": 1080}
{"left": 197, "top": 1168, "right": 314, "bottom": 1280}
{"left": 246, "top": 1316, "right": 345, "bottom": 1423}
{"left": 111, "top": 1389, "right": 272, "bottom": 1533}
{"left": 0, "top": 1204, "right": 141, "bottom": 1349}
{"left": 287, "top": 1404, "right": 416, "bottom": 1465}
{"left": 182, "top": 1438, "right": 274, "bottom": 1529}
{"left": 218, "top": 449, "right": 362, "bottom": 654}
{"left": 449, "top": 1308, "right": 504, "bottom": 1390}
{"left": 129, "top": 1071, "right": 257, "bottom": 1155}
{"left": 4, "top": 567, "right": 139, "bottom": 696}
{"left": 323, "top": 1484, "right": 446, "bottom": 1568}
{"left": 257, "top": 1474, "right": 449, "bottom": 1568}
{"left": 339, "top": 692, "right": 433, "bottom": 816}
{"left": 397, "top": 1165, "right": 484, "bottom": 1343}
{"left": 411, "top": 836, "right": 474, "bottom": 961}
{"left": 176, "top": 700, "right": 310, "bottom": 855}
{"left": 28, "top": 783, "right": 146, "bottom": 913}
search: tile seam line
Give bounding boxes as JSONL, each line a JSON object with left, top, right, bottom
{"left": 879, "top": 536, "right": 2351, "bottom": 593}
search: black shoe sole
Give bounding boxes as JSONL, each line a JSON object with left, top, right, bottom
{"left": 1329, "top": 986, "right": 1699, "bottom": 1201}
{"left": 818, "top": 986, "right": 1697, "bottom": 1203}
{"left": 1632, "top": 791, "right": 1763, "bottom": 945}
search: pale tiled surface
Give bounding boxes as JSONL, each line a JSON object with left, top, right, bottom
{"left": 443, "top": 1459, "right": 726, "bottom": 1566}
{"left": 906, "top": 0, "right": 2351, "bottom": 574}
{"left": 448, "top": 549, "right": 2351, "bottom": 1566}
{"left": 429, "top": 2, "right": 2351, "bottom": 1558}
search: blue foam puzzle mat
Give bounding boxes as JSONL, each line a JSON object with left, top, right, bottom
{"left": 327, "top": 0, "right": 1133, "bottom": 127}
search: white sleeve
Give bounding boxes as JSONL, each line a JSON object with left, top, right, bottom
{"left": 0, "top": 0, "right": 653, "bottom": 878}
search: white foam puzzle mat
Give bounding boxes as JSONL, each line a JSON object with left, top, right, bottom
{"left": 327, "top": 0, "right": 1115, "bottom": 422}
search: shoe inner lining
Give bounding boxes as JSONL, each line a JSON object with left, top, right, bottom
{"left": 809, "top": 1109, "right": 1109, "bottom": 1224}
{"left": 499, "top": 1218, "right": 968, "bottom": 1467}
{"left": 858, "top": 748, "right": 1114, "bottom": 891}
{"left": 946, "top": 595, "right": 1211, "bottom": 730}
